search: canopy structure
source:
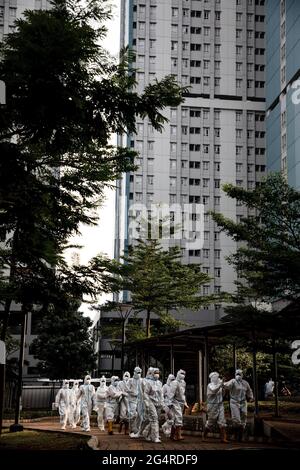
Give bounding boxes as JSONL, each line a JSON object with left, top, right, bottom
{"left": 125, "top": 305, "right": 300, "bottom": 417}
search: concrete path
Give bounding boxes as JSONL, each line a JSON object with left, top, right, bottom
{"left": 20, "top": 419, "right": 287, "bottom": 451}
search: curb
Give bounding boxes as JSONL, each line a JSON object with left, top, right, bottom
{"left": 21, "top": 424, "right": 99, "bottom": 450}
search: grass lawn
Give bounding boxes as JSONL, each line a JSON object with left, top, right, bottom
{"left": 0, "top": 429, "right": 91, "bottom": 451}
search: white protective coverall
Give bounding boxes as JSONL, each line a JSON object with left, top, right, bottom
{"left": 94, "top": 376, "right": 108, "bottom": 431}
{"left": 55, "top": 379, "right": 71, "bottom": 430}
{"left": 128, "top": 366, "right": 143, "bottom": 437}
{"left": 224, "top": 369, "right": 254, "bottom": 429}
{"left": 78, "top": 375, "right": 95, "bottom": 432}
{"left": 142, "top": 367, "right": 164, "bottom": 443}
{"left": 118, "top": 371, "right": 130, "bottom": 433}
{"left": 106, "top": 376, "right": 123, "bottom": 434}
{"left": 204, "top": 372, "right": 228, "bottom": 442}
{"left": 169, "top": 369, "right": 186, "bottom": 441}
{"left": 69, "top": 380, "right": 81, "bottom": 428}
{"left": 161, "top": 374, "right": 175, "bottom": 437}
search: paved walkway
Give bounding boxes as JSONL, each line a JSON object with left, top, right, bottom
{"left": 21, "top": 419, "right": 287, "bottom": 451}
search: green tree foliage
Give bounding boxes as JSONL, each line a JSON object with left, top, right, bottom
{"left": 0, "top": 0, "right": 186, "bottom": 340}
{"left": 31, "top": 297, "right": 96, "bottom": 379}
{"left": 91, "top": 238, "right": 213, "bottom": 337}
{"left": 211, "top": 173, "right": 300, "bottom": 302}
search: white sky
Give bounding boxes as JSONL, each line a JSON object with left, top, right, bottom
{"left": 66, "top": 1, "right": 121, "bottom": 321}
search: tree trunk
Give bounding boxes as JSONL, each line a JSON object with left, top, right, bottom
{"left": 1, "top": 224, "right": 19, "bottom": 341}
{"left": 146, "top": 310, "right": 151, "bottom": 338}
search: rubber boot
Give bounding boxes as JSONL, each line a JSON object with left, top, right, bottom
{"left": 119, "top": 422, "right": 123, "bottom": 434}
{"left": 237, "top": 425, "right": 244, "bottom": 442}
{"left": 108, "top": 421, "right": 114, "bottom": 435}
{"left": 174, "top": 426, "right": 184, "bottom": 441}
{"left": 220, "top": 427, "right": 229, "bottom": 443}
{"left": 170, "top": 426, "right": 176, "bottom": 440}
{"left": 124, "top": 422, "right": 129, "bottom": 435}
{"left": 203, "top": 426, "right": 209, "bottom": 440}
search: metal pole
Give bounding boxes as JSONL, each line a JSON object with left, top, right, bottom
{"left": 198, "top": 350, "right": 203, "bottom": 403}
{"left": 170, "top": 342, "right": 174, "bottom": 374}
{"left": 121, "top": 319, "right": 125, "bottom": 375}
{"left": 233, "top": 343, "right": 237, "bottom": 371}
{"left": 0, "top": 340, "right": 6, "bottom": 436}
{"left": 204, "top": 336, "right": 209, "bottom": 401}
{"left": 252, "top": 339, "right": 259, "bottom": 416}
{"left": 272, "top": 337, "right": 280, "bottom": 418}
{"left": 10, "top": 309, "right": 27, "bottom": 432}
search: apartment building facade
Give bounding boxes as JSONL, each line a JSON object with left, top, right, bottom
{"left": 266, "top": 0, "right": 300, "bottom": 189}
{"left": 115, "top": 0, "right": 266, "bottom": 312}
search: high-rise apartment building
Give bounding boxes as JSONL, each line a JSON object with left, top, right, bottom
{"left": 266, "top": 0, "right": 300, "bottom": 189}
{"left": 115, "top": 0, "right": 266, "bottom": 324}
{"left": 0, "top": 0, "right": 50, "bottom": 40}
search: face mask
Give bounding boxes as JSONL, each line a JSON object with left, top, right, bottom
{"left": 211, "top": 376, "right": 219, "bottom": 385}
{"left": 235, "top": 375, "right": 242, "bottom": 381}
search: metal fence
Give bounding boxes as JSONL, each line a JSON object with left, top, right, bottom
{"left": 5, "top": 382, "right": 61, "bottom": 410}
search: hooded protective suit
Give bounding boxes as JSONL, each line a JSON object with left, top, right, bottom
{"left": 55, "top": 379, "right": 71, "bottom": 430}
{"left": 203, "top": 372, "right": 228, "bottom": 442}
{"left": 142, "top": 367, "right": 164, "bottom": 443}
{"left": 118, "top": 371, "right": 130, "bottom": 433}
{"left": 168, "top": 369, "right": 186, "bottom": 440}
{"left": 69, "top": 380, "right": 81, "bottom": 428}
{"left": 224, "top": 369, "right": 254, "bottom": 430}
{"left": 161, "top": 374, "right": 175, "bottom": 436}
{"left": 128, "top": 366, "right": 143, "bottom": 436}
{"left": 163, "top": 374, "right": 176, "bottom": 409}
{"left": 118, "top": 372, "right": 130, "bottom": 420}
{"left": 94, "top": 376, "right": 108, "bottom": 431}
{"left": 106, "top": 376, "right": 123, "bottom": 434}
{"left": 78, "top": 375, "right": 95, "bottom": 432}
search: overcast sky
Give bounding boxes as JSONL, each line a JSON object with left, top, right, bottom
{"left": 67, "top": 1, "right": 121, "bottom": 320}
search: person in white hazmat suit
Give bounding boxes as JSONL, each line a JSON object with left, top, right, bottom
{"left": 203, "top": 372, "right": 228, "bottom": 443}
{"left": 69, "top": 380, "right": 81, "bottom": 428}
{"left": 77, "top": 374, "right": 95, "bottom": 432}
{"left": 169, "top": 369, "right": 187, "bottom": 441}
{"left": 55, "top": 379, "right": 71, "bottom": 430}
{"left": 106, "top": 375, "right": 123, "bottom": 435}
{"left": 118, "top": 371, "right": 131, "bottom": 434}
{"left": 94, "top": 376, "right": 108, "bottom": 431}
{"left": 224, "top": 369, "right": 254, "bottom": 441}
{"left": 128, "top": 366, "right": 143, "bottom": 436}
{"left": 141, "top": 367, "right": 164, "bottom": 443}
{"left": 130, "top": 367, "right": 154, "bottom": 439}
{"left": 161, "top": 374, "right": 176, "bottom": 438}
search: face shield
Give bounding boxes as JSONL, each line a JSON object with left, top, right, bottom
{"left": 123, "top": 371, "right": 130, "bottom": 381}
{"left": 176, "top": 369, "right": 186, "bottom": 381}
{"left": 100, "top": 376, "right": 106, "bottom": 387}
{"left": 63, "top": 380, "right": 69, "bottom": 389}
{"left": 111, "top": 376, "right": 119, "bottom": 386}
{"left": 209, "top": 372, "right": 219, "bottom": 385}
{"left": 235, "top": 369, "right": 243, "bottom": 381}
{"left": 73, "top": 380, "right": 79, "bottom": 389}
{"left": 133, "top": 367, "right": 142, "bottom": 379}
{"left": 84, "top": 375, "right": 91, "bottom": 385}
{"left": 167, "top": 374, "right": 175, "bottom": 385}
{"left": 153, "top": 368, "right": 160, "bottom": 380}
